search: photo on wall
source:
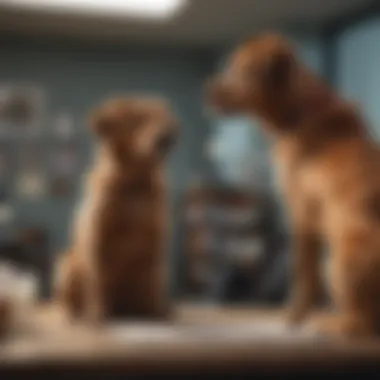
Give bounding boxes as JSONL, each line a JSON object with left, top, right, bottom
{"left": 15, "top": 143, "right": 47, "bottom": 199}
{"left": 0, "top": 186, "right": 9, "bottom": 203}
{"left": 0, "top": 143, "right": 13, "bottom": 185}
{"left": 50, "top": 176, "right": 74, "bottom": 198}
{"left": 0, "top": 84, "right": 46, "bottom": 137}
{"left": 15, "top": 171, "right": 47, "bottom": 200}
{"left": 48, "top": 142, "right": 80, "bottom": 198}
{"left": 16, "top": 143, "right": 45, "bottom": 173}
{"left": 48, "top": 142, "right": 79, "bottom": 178}
{"left": 52, "top": 112, "right": 75, "bottom": 140}
{"left": 0, "top": 202, "right": 15, "bottom": 234}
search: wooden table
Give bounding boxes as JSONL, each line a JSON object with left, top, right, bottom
{"left": 1, "top": 304, "right": 380, "bottom": 377}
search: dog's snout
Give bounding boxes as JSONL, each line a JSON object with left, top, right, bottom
{"left": 206, "top": 77, "right": 233, "bottom": 108}
{"left": 205, "top": 76, "right": 242, "bottom": 115}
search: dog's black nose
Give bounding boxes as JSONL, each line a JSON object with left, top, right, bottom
{"left": 157, "top": 131, "right": 176, "bottom": 153}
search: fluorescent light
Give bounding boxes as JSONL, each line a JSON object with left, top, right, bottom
{"left": 1, "top": 0, "right": 188, "bottom": 19}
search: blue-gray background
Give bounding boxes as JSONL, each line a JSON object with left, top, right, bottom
{"left": 0, "top": 14, "right": 379, "bottom": 293}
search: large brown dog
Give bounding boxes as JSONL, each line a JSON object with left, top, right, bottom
{"left": 55, "top": 97, "right": 178, "bottom": 322}
{"left": 207, "top": 33, "right": 380, "bottom": 337}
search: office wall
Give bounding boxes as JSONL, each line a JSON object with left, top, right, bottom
{"left": 0, "top": 37, "right": 214, "bottom": 293}
{"left": 336, "top": 17, "right": 380, "bottom": 138}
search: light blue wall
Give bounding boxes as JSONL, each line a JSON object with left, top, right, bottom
{"left": 0, "top": 37, "right": 213, "bottom": 293}
{"left": 336, "top": 17, "right": 380, "bottom": 139}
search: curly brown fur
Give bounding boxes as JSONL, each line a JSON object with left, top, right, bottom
{"left": 55, "top": 97, "right": 178, "bottom": 323}
{"left": 0, "top": 298, "right": 12, "bottom": 339}
{"left": 207, "top": 33, "right": 380, "bottom": 338}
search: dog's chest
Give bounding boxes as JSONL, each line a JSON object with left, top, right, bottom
{"left": 97, "top": 189, "right": 165, "bottom": 266}
{"left": 273, "top": 139, "right": 320, "bottom": 191}
{"left": 108, "top": 189, "right": 162, "bottom": 229}
{"left": 272, "top": 140, "right": 300, "bottom": 196}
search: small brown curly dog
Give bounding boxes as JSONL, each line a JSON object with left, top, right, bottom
{"left": 207, "top": 33, "right": 380, "bottom": 338}
{"left": 55, "top": 96, "right": 178, "bottom": 323}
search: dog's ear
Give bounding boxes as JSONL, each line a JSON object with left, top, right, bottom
{"left": 89, "top": 99, "right": 150, "bottom": 138}
{"left": 89, "top": 110, "right": 116, "bottom": 138}
{"left": 266, "top": 49, "right": 295, "bottom": 88}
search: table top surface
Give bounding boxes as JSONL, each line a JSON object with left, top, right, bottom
{"left": 2, "top": 303, "right": 380, "bottom": 373}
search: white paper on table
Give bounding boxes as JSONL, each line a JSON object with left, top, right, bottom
{"left": 109, "top": 320, "right": 321, "bottom": 344}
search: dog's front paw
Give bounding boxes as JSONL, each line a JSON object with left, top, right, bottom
{"left": 307, "top": 314, "right": 374, "bottom": 339}
{"left": 151, "top": 300, "right": 175, "bottom": 321}
{"left": 286, "top": 305, "right": 309, "bottom": 328}
{"left": 83, "top": 302, "right": 106, "bottom": 327}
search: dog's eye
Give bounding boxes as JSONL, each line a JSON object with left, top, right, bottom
{"left": 90, "top": 112, "right": 116, "bottom": 137}
{"left": 240, "top": 62, "right": 258, "bottom": 80}
{"left": 129, "top": 111, "right": 148, "bottom": 128}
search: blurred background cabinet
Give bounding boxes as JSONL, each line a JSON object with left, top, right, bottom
{"left": 183, "top": 184, "right": 287, "bottom": 305}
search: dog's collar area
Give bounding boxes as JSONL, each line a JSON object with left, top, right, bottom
{"left": 281, "top": 90, "right": 348, "bottom": 132}
{"left": 118, "top": 179, "right": 155, "bottom": 197}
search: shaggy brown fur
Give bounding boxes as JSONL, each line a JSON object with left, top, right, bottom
{"left": 55, "top": 97, "right": 178, "bottom": 323}
{"left": 0, "top": 298, "right": 11, "bottom": 339}
{"left": 206, "top": 33, "right": 380, "bottom": 338}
